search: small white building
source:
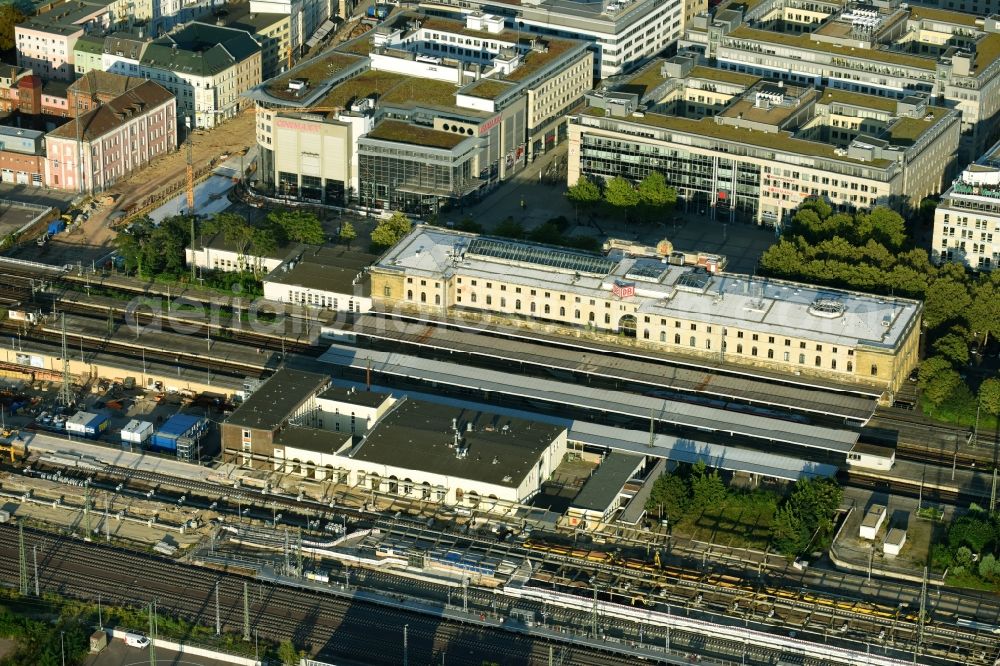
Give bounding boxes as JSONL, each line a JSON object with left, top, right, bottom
{"left": 311, "top": 386, "right": 395, "bottom": 435}
{"left": 860, "top": 504, "right": 887, "bottom": 540}
{"left": 884, "top": 527, "right": 907, "bottom": 556}
{"left": 121, "top": 420, "right": 154, "bottom": 445}
{"left": 186, "top": 232, "right": 293, "bottom": 275}
{"left": 847, "top": 442, "right": 896, "bottom": 472}
{"left": 262, "top": 246, "right": 375, "bottom": 314}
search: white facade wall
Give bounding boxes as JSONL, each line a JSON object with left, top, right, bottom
{"left": 185, "top": 245, "right": 285, "bottom": 273}
{"left": 262, "top": 280, "right": 372, "bottom": 313}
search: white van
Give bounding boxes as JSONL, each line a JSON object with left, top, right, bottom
{"left": 124, "top": 633, "right": 150, "bottom": 648}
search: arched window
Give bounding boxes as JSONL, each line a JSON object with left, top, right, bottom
{"left": 847, "top": 361, "right": 853, "bottom": 372}
{"left": 407, "top": 289, "right": 413, "bottom": 300}
{"left": 589, "top": 312, "right": 595, "bottom": 322}
{"left": 831, "top": 359, "right": 837, "bottom": 370}
{"left": 737, "top": 344, "right": 743, "bottom": 354}
{"left": 689, "top": 336, "right": 696, "bottom": 347}
{"left": 530, "top": 302, "right": 536, "bottom": 313}
{"left": 799, "top": 353, "right": 805, "bottom": 364}
{"left": 767, "top": 349, "right": 774, "bottom": 359}
{"left": 559, "top": 306, "right": 566, "bottom": 317}
{"left": 643, "top": 329, "right": 650, "bottom": 339}
{"left": 435, "top": 294, "right": 441, "bottom": 305}
{"left": 751, "top": 347, "right": 758, "bottom": 356}
{"left": 575, "top": 309, "right": 580, "bottom": 319}
{"left": 471, "top": 293, "right": 477, "bottom": 303}
{"left": 604, "top": 313, "right": 611, "bottom": 324}
{"left": 870, "top": 364, "right": 878, "bottom": 376}
{"left": 420, "top": 292, "right": 426, "bottom": 303}
{"left": 815, "top": 356, "right": 821, "bottom": 367}
{"left": 674, "top": 333, "right": 681, "bottom": 344}
{"left": 706, "top": 340, "right": 712, "bottom": 350}
{"left": 660, "top": 331, "right": 666, "bottom": 342}
{"left": 516, "top": 299, "right": 521, "bottom": 309}
{"left": 544, "top": 304, "right": 551, "bottom": 314}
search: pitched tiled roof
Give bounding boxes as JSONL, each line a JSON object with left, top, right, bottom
{"left": 47, "top": 80, "right": 174, "bottom": 141}
{"left": 68, "top": 71, "right": 146, "bottom": 99}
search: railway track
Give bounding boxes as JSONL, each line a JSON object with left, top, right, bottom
{"left": 0, "top": 525, "right": 629, "bottom": 666}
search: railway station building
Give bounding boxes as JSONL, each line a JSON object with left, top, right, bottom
{"left": 369, "top": 227, "right": 923, "bottom": 397}
{"left": 567, "top": 57, "right": 961, "bottom": 227}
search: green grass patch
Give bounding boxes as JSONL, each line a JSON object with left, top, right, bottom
{"left": 673, "top": 496, "right": 777, "bottom": 550}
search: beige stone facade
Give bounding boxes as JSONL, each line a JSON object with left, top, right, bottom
{"left": 370, "top": 227, "right": 923, "bottom": 398}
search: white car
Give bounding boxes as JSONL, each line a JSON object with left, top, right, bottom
{"left": 124, "top": 633, "right": 150, "bottom": 648}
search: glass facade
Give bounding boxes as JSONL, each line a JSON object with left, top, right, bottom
{"left": 358, "top": 142, "right": 477, "bottom": 215}
{"left": 579, "top": 135, "right": 762, "bottom": 222}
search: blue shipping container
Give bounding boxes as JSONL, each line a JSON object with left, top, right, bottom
{"left": 149, "top": 414, "right": 207, "bottom": 452}
{"left": 47, "top": 220, "right": 66, "bottom": 235}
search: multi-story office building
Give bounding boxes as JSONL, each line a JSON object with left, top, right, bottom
{"left": 102, "top": 22, "right": 261, "bottom": 128}
{"left": 246, "top": 11, "right": 593, "bottom": 211}
{"left": 369, "top": 227, "right": 923, "bottom": 395}
{"left": 933, "top": 138, "right": 1000, "bottom": 270}
{"left": 45, "top": 80, "right": 176, "bottom": 191}
{"left": 417, "top": 0, "right": 683, "bottom": 79}
{"left": 220, "top": 3, "right": 292, "bottom": 80}
{"left": 567, "top": 57, "right": 960, "bottom": 225}
{"left": 680, "top": 0, "right": 1000, "bottom": 161}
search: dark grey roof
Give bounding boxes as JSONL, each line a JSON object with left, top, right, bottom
{"left": 266, "top": 245, "right": 375, "bottom": 296}
{"left": 353, "top": 399, "right": 565, "bottom": 487}
{"left": 142, "top": 22, "right": 260, "bottom": 76}
{"left": 225, "top": 368, "right": 330, "bottom": 430}
{"left": 318, "top": 386, "right": 392, "bottom": 408}
{"left": 570, "top": 451, "right": 643, "bottom": 512}
{"left": 274, "top": 425, "right": 350, "bottom": 454}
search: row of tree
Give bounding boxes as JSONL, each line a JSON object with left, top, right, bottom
{"left": 932, "top": 506, "right": 1000, "bottom": 588}
{"left": 760, "top": 200, "right": 1000, "bottom": 423}
{"left": 567, "top": 172, "right": 677, "bottom": 224}
{"left": 644, "top": 462, "right": 842, "bottom": 557}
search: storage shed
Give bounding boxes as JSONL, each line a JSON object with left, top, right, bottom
{"left": 859, "top": 504, "right": 887, "bottom": 540}
{"left": 884, "top": 528, "right": 907, "bottom": 556}
{"left": 121, "top": 420, "right": 154, "bottom": 445}
{"left": 65, "top": 412, "right": 109, "bottom": 438}
{"left": 89, "top": 629, "right": 107, "bottom": 653}
{"left": 150, "top": 414, "right": 208, "bottom": 460}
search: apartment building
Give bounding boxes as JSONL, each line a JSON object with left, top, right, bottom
{"left": 567, "top": 57, "right": 960, "bottom": 225}
{"left": 45, "top": 80, "right": 176, "bottom": 191}
{"left": 0, "top": 127, "right": 46, "bottom": 187}
{"left": 417, "top": 0, "right": 683, "bottom": 79}
{"left": 246, "top": 11, "right": 592, "bottom": 210}
{"left": 369, "top": 227, "right": 923, "bottom": 395}
{"left": 0, "top": 71, "right": 72, "bottom": 116}
{"left": 103, "top": 23, "right": 261, "bottom": 128}
{"left": 680, "top": 0, "right": 1000, "bottom": 161}
{"left": 15, "top": 0, "right": 124, "bottom": 81}
{"left": 220, "top": 3, "right": 292, "bottom": 80}
{"left": 933, "top": 138, "right": 1000, "bottom": 270}
{"left": 248, "top": 0, "right": 332, "bottom": 60}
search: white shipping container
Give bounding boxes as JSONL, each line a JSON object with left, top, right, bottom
{"left": 121, "top": 420, "right": 154, "bottom": 444}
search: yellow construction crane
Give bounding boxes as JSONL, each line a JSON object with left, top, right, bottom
{"left": 0, "top": 432, "right": 22, "bottom": 464}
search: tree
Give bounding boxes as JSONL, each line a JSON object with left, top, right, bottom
{"left": 277, "top": 640, "right": 300, "bottom": 666}
{"left": 267, "top": 209, "right": 324, "bottom": 245}
{"left": 922, "top": 367, "right": 962, "bottom": 408}
{"left": 566, "top": 177, "right": 602, "bottom": 217}
{"left": 370, "top": 211, "right": 412, "bottom": 250}
{"left": 924, "top": 277, "right": 972, "bottom": 331}
{"left": 771, "top": 504, "right": 808, "bottom": 557}
{"left": 980, "top": 554, "right": 1000, "bottom": 582}
{"left": 493, "top": 217, "right": 525, "bottom": 239}
{"left": 603, "top": 176, "right": 639, "bottom": 223}
{"left": 932, "top": 333, "right": 970, "bottom": 367}
{"left": 636, "top": 171, "right": 677, "bottom": 223}
{"left": 646, "top": 474, "right": 690, "bottom": 522}
{"left": 0, "top": 5, "right": 25, "bottom": 52}
{"left": 690, "top": 463, "right": 727, "bottom": 509}
{"left": 856, "top": 208, "right": 906, "bottom": 250}
{"left": 979, "top": 377, "right": 1000, "bottom": 417}
{"left": 968, "top": 275, "right": 1000, "bottom": 346}
{"left": 339, "top": 221, "right": 357, "bottom": 248}
{"left": 918, "top": 356, "right": 953, "bottom": 387}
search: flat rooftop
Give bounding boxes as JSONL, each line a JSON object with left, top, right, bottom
{"left": 570, "top": 451, "right": 643, "bottom": 512}
{"left": 263, "top": 50, "right": 365, "bottom": 102}
{"left": 274, "top": 425, "right": 350, "bottom": 454}
{"left": 376, "top": 227, "right": 922, "bottom": 351}
{"left": 225, "top": 368, "right": 330, "bottom": 430}
{"left": 319, "top": 386, "right": 392, "bottom": 408}
{"left": 265, "top": 245, "right": 376, "bottom": 296}
{"left": 364, "top": 120, "right": 471, "bottom": 149}
{"left": 352, "top": 398, "right": 566, "bottom": 487}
